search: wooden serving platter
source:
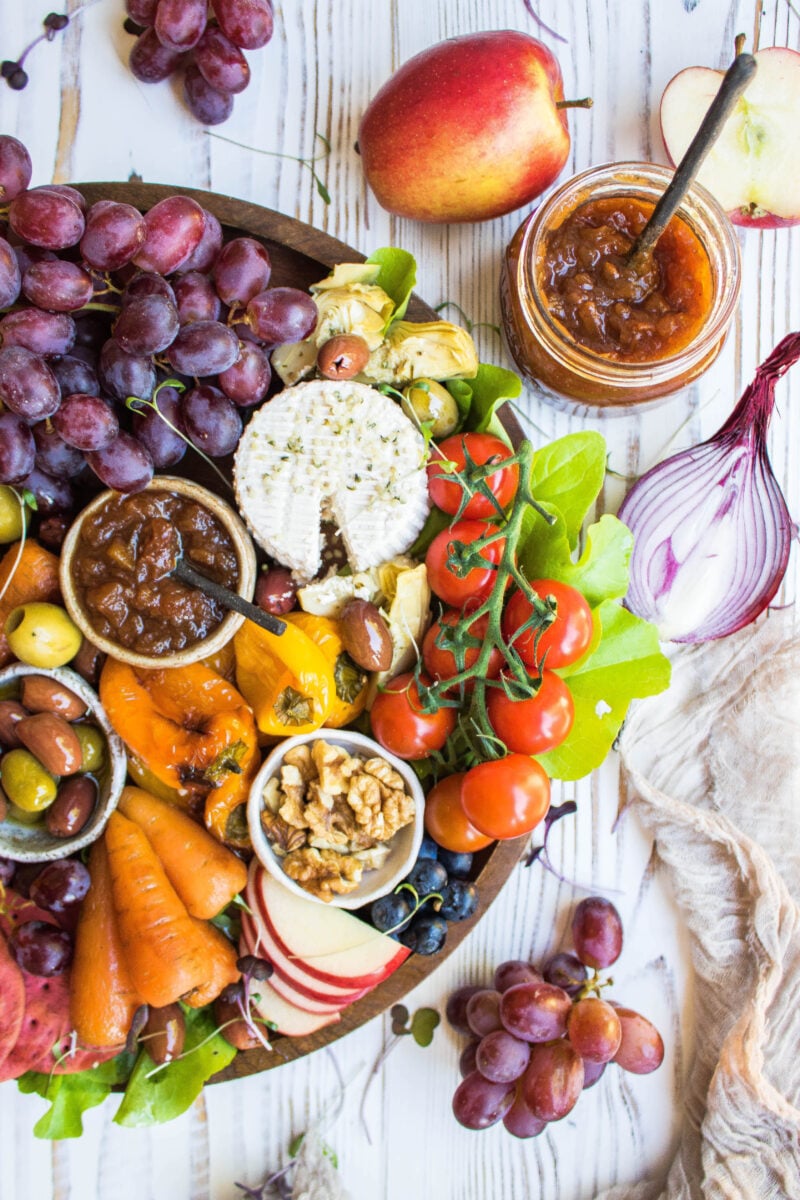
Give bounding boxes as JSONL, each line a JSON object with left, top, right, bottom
{"left": 76, "top": 183, "right": 526, "bottom": 1078}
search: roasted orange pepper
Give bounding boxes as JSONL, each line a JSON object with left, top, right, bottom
{"left": 284, "top": 612, "right": 368, "bottom": 728}
{"left": 99, "top": 658, "right": 260, "bottom": 849}
{"left": 233, "top": 618, "right": 334, "bottom": 738}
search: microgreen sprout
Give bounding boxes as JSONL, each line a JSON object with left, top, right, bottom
{"left": 208, "top": 130, "right": 333, "bottom": 204}
{"left": 125, "top": 378, "right": 233, "bottom": 493}
{"left": 0, "top": 486, "right": 37, "bottom": 606}
{"left": 433, "top": 300, "right": 501, "bottom": 338}
{"left": 2, "top": 4, "right": 99, "bottom": 92}
{"left": 387, "top": 881, "right": 444, "bottom": 933}
{"left": 359, "top": 1002, "right": 441, "bottom": 1142}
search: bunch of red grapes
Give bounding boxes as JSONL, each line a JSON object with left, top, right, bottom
{"left": 0, "top": 133, "right": 316, "bottom": 520}
{"left": 126, "top": 0, "right": 275, "bottom": 126}
{"left": 447, "top": 897, "right": 665, "bottom": 1137}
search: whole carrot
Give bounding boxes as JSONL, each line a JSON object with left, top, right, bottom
{"left": 183, "top": 918, "right": 241, "bottom": 1009}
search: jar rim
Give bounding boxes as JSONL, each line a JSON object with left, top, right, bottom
{"left": 517, "top": 161, "right": 742, "bottom": 387}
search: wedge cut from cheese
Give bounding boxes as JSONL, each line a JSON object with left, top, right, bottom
{"left": 233, "top": 380, "right": 430, "bottom": 582}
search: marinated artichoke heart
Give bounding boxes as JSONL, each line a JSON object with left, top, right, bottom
{"left": 361, "top": 320, "right": 479, "bottom": 386}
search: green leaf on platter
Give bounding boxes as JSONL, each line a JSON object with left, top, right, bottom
{"left": 366, "top": 248, "right": 417, "bottom": 324}
{"left": 535, "top": 601, "right": 671, "bottom": 781}
{"left": 447, "top": 363, "right": 521, "bottom": 446}
{"left": 18, "top": 1053, "right": 134, "bottom": 1140}
{"left": 406, "top": 506, "right": 450, "bottom": 558}
{"left": 529, "top": 431, "right": 607, "bottom": 549}
{"left": 520, "top": 512, "right": 633, "bottom": 608}
{"left": 113, "top": 1007, "right": 236, "bottom": 1128}
{"left": 409, "top": 1007, "right": 441, "bottom": 1048}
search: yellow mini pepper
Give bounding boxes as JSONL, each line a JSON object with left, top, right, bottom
{"left": 285, "top": 612, "right": 369, "bottom": 728}
{"left": 233, "top": 618, "right": 335, "bottom": 738}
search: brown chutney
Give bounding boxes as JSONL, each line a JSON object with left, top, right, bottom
{"left": 538, "top": 196, "right": 713, "bottom": 362}
{"left": 70, "top": 490, "right": 239, "bottom": 656}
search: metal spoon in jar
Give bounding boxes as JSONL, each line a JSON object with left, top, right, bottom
{"left": 628, "top": 50, "right": 757, "bottom": 270}
{"left": 172, "top": 558, "right": 286, "bottom": 637}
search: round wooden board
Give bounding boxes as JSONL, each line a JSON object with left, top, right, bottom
{"left": 76, "top": 183, "right": 526, "bottom": 1079}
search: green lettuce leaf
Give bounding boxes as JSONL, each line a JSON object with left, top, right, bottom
{"left": 113, "top": 1007, "right": 236, "bottom": 1129}
{"left": 447, "top": 363, "right": 521, "bottom": 446}
{"left": 365, "top": 248, "right": 417, "bottom": 324}
{"left": 535, "top": 601, "right": 671, "bottom": 780}
{"left": 529, "top": 431, "right": 607, "bottom": 548}
{"left": 521, "top": 512, "right": 632, "bottom": 608}
{"left": 18, "top": 1053, "right": 134, "bottom": 1140}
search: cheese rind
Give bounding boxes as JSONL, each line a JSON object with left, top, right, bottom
{"left": 233, "top": 380, "right": 430, "bottom": 582}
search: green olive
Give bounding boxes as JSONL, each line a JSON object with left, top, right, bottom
{"left": 401, "top": 378, "right": 460, "bottom": 438}
{"left": 74, "top": 724, "right": 106, "bottom": 774}
{"left": 0, "top": 748, "right": 58, "bottom": 813}
{"left": 0, "top": 486, "right": 29, "bottom": 544}
{"left": 4, "top": 603, "right": 83, "bottom": 669}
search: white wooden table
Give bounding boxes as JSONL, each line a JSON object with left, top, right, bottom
{"left": 1, "top": 1, "right": 798, "bottom": 1197}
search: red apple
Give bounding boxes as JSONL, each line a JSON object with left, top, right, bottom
{"left": 660, "top": 47, "right": 800, "bottom": 228}
{"left": 357, "top": 30, "right": 583, "bottom": 223}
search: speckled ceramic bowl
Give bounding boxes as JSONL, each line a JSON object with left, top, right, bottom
{"left": 0, "top": 663, "right": 127, "bottom": 863}
{"left": 58, "top": 475, "right": 257, "bottom": 670}
{"left": 247, "top": 729, "right": 424, "bottom": 911}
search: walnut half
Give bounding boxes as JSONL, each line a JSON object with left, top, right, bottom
{"left": 282, "top": 847, "right": 363, "bottom": 902}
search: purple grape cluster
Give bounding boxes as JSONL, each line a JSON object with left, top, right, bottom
{"left": 0, "top": 133, "right": 317, "bottom": 518}
{"left": 447, "top": 897, "right": 665, "bottom": 1137}
{"left": 126, "top": 0, "right": 274, "bottom": 126}
{"left": 0, "top": 858, "right": 91, "bottom": 977}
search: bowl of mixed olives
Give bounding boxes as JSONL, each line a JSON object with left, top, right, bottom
{"left": 0, "top": 663, "right": 126, "bottom": 862}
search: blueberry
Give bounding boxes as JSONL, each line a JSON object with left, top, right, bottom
{"left": 370, "top": 892, "right": 412, "bottom": 934}
{"left": 402, "top": 914, "right": 448, "bottom": 956}
{"left": 437, "top": 849, "right": 473, "bottom": 878}
{"left": 438, "top": 880, "right": 478, "bottom": 923}
{"left": 417, "top": 835, "right": 439, "bottom": 861}
{"left": 403, "top": 859, "right": 448, "bottom": 897}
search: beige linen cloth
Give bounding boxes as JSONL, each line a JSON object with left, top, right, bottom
{"left": 604, "top": 609, "right": 800, "bottom": 1200}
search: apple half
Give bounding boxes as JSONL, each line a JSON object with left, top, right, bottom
{"left": 240, "top": 911, "right": 370, "bottom": 1005}
{"left": 660, "top": 48, "right": 800, "bottom": 227}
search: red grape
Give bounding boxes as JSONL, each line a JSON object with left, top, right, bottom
{"left": 213, "top": 236, "right": 271, "bottom": 306}
{"left": 0, "top": 412, "right": 36, "bottom": 484}
{"left": 581, "top": 1059, "right": 607, "bottom": 1089}
{"left": 133, "top": 196, "right": 206, "bottom": 275}
{"left": 452, "top": 1071, "right": 514, "bottom": 1131}
{"left": 22, "top": 260, "right": 94, "bottom": 312}
{"left": 183, "top": 64, "right": 234, "bottom": 125}
{"left": 86, "top": 431, "right": 154, "bottom": 493}
{"left": 81, "top": 200, "right": 147, "bottom": 270}
{"left": 459, "top": 1041, "right": 479, "bottom": 1078}
{"left": 218, "top": 340, "right": 271, "bottom": 406}
{"left": 9, "top": 920, "right": 73, "bottom": 977}
{"left": 494, "top": 960, "right": 543, "bottom": 993}
{"left": 54, "top": 394, "right": 119, "bottom": 452}
{"left": 245, "top": 286, "right": 317, "bottom": 344}
{"left": 0, "top": 309, "right": 76, "bottom": 356}
{"left": 129, "top": 26, "right": 187, "bottom": 83}
{"left": 502, "top": 1086, "right": 548, "bottom": 1139}
{"left": 521, "top": 1040, "right": 584, "bottom": 1122}
{"left": 567, "top": 997, "right": 622, "bottom": 1064}
{"left": 475, "top": 1030, "right": 531, "bottom": 1083}
{"left": 445, "top": 984, "right": 483, "bottom": 1036}
{"left": 113, "top": 294, "right": 180, "bottom": 355}
{"left": 182, "top": 384, "right": 242, "bottom": 456}
{"left": 179, "top": 209, "right": 223, "bottom": 273}
{"left": 51, "top": 355, "right": 100, "bottom": 399}
{"left": 0, "top": 135, "right": 32, "bottom": 202}
{"left": 0, "top": 236, "right": 22, "bottom": 307}
{"left": 612, "top": 1007, "right": 664, "bottom": 1075}
{"left": 125, "top": 0, "right": 159, "bottom": 24}
{"left": 131, "top": 386, "right": 187, "bottom": 468}
{"left": 122, "top": 271, "right": 176, "bottom": 306}
{"left": 154, "top": 0, "right": 207, "bottom": 52}
{"left": 33, "top": 420, "right": 86, "bottom": 477}
{"left": 9, "top": 187, "right": 85, "bottom": 250}
{"left": 465, "top": 989, "right": 503, "bottom": 1038}
{"left": 167, "top": 319, "right": 239, "bottom": 375}
{"left": 499, "top": 982, "right": 571, "bottom": 1043}
{"left": 173, "top": 271, "right": 222, "bottom": 324}
{"left": 0, "top": 346, "right": 60, "bottom": 421}
{"left": 543, "top": 952, "right": 589, "bottom": 997}
{"left": 194, "top": 24, "right": 251, "bottom": 94}
{"left": 572, "top": 897, "right": 623, "bottom": 969}
{"left": 211, "top": 0, "right": 274, "bottom": 49}
{"left": 21, "top": 467, "right": 74, "bottom": 514}
{"left": 29, "top": 860, "right": 91, "bottom": 915}
{"left": 99, "top": 339, "right": 157, "bottom": 402}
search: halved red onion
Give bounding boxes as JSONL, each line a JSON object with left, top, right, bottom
{"left": 618, "top": 332, "right": 799, "bottom": 643}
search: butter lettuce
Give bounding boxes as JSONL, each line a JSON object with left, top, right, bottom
{"left": 365, "top": 247, "right": 417, "bottom": 324}
{"left": 18, "top": 1053, "right": 134, "bottom": 1140}
{"left": 446, "top": 363, "right": 521, "bottom": 446}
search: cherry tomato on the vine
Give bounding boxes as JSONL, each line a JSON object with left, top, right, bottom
{"left": 369, "top": 672, "right": 456, "bottom": 761}
{"left": 461, "top": 754, "right": 550, "bottom": 840}
{"left": 502, "top": 579, "right": 593, "bottom": 669}
{"left": 486, "top": 670, "right": 574, "bottom": 756}
{"left": 427, "top": 433, "right": 519, "bottom": 519}
{"left": 422, "top": 609, "right": 504, "bottom": 692}
{"left": 425, "top": 519, "right": 505, "bottom": 608}
{"left": 424, "top": 773, "right": 494, "bottom": 853}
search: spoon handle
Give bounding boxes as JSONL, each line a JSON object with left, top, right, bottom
{"left": 173, "top": 558, "right": 287, "bottom": 637}
{"left": 629, "top": 51, "right": 757, "bottom": 266}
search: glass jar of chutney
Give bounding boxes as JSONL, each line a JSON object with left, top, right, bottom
{"left": 500, "top": 162, "right": 742, "bottom": 411}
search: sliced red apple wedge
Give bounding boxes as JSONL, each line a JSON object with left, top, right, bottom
{"left": 240, "top": 911, "right": 370, "bottom": 1004}
{"left": 246, "top": 864, "right": 408, "bottom": 990}
{"left": 267, "top": 969, "right": 346, "bottom": 1015}
{"left": 251, "top": 978, "right": 340, "bottom": 1037}
{"left": 660, "top": 47, "right": 800, "bottom": 227}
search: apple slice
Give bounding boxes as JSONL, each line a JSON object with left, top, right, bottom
{"left": 251, "top": 978, "right": 340, "bottom": 1037}
{"left": 247, "top": 864, "right": 408, "bottom": 989}
{"left": 660, "top": 48, "right": 800, "bottom": 227}
{"left": 240, "top": 911, "right": 370, "bottom": 1005}
{"left": 267, "top": 969, "right": 347, "bottom": 1016}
